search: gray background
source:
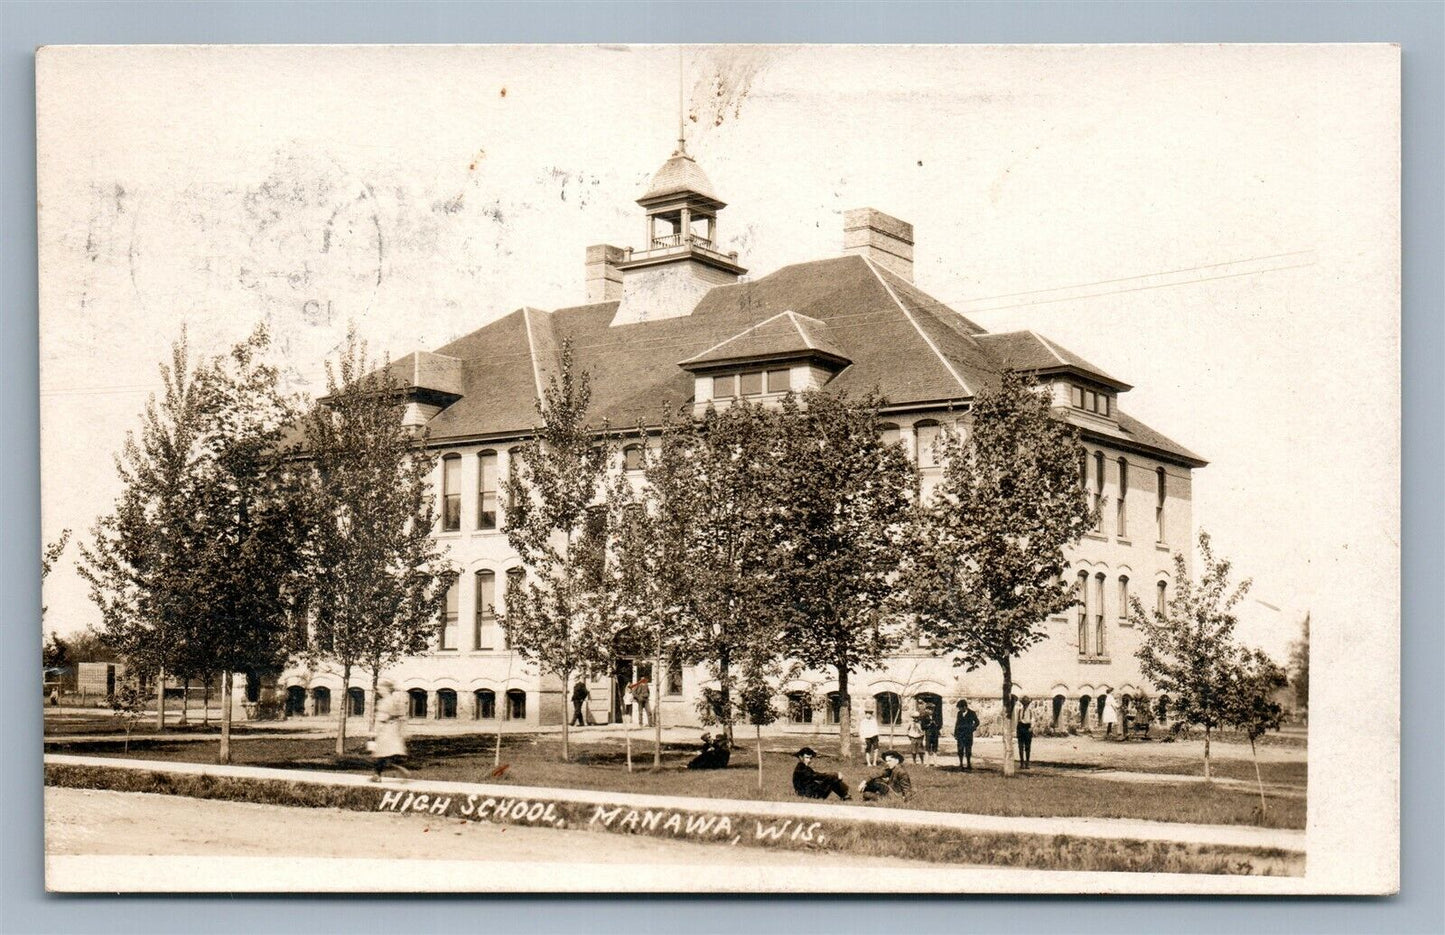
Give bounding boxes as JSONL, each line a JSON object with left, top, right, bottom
{"left": 3, "top": 2, "right": 1439, "bottom": 933}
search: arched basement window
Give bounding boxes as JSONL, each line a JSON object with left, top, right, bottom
{"left": 407, "top": 688, "right": 428, "bottom": 719}
{"left": 474, "top": 689, "right": 496, "bottom": 720}
{"left": 311, "top": 686, "right": 331, "bottom": 716}
{"left": 874, "top": 691, "right": 903, "bottom": 726}
{"left": 437, "top": 688, "right": 458, "bottom": 719}
{"left": 505, "top": 688, "right": 527, "bottom": 721}
{"left": 787, "top": 691, "right": 813, "bottom": 724}
{"left": 347, "top": 686, "right": 366, "bottom": 717}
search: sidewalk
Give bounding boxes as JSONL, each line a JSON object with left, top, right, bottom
{"left": 44, "top": 752, "right": 1305, "bottom": 853}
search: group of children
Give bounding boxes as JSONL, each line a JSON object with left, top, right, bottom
{"left": 855, "top": 699, "right": 982, "bottom": 770}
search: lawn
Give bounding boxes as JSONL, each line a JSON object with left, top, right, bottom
{"left": 46, "top": 731, "right": 1305, "bottom": 830}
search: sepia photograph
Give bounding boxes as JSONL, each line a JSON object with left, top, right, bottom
{"left": 36, "top": 43, "right": 1400, "bottom": 895}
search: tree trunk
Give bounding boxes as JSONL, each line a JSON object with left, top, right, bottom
{"left": 625, "top": 710, "right": 633, "bottom": 773}
{"left": 1203, "top": 725, "right": 1212, "bottom": 780}
{"left": 335, "top": 663, "right": 350, "bottom": 757}
{"left": 1000, "top": 658, "right": 1017, "bottom": 777}
{"left": 179, "top": 678, "right": 189, "bottom": 725}
{"left": 560, "top": 667, "right": 571, "bottom": 762}
{"left": 1251, "top": 737, "right": 1267, "bottom": 819}
{"left": 155, "top": 667, "right": 166, "bottom": 732}
{"left": 756, "top": 723, "right": 764, "bottom": 790}
{"left": 718, "top": 654, "right": 734, "bottom": 748}
{"left": 218, "top": 671, "right": 233, "bottom": 764}
{"left": 837, "top": 665, "right": 852, "bottom": 762}
{"left": 369, "top": 670, "right": 380, "bottom": 733}
{"left": 653, "top": 638, "right": 664, "bottom": 769}
{"left": 202, "top": 678, "right": 210, "bottom": 727}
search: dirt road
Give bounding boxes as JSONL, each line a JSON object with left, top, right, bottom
{"left": 46, "top": 787, "right": 929, "bottom": 868}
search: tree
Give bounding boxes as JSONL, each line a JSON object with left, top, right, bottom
{"left": 302, "top": 328, "right": 451, "bottom": 757}
{"left": 1287, "top": 612, "right": 1310, "bottom": 714}
{"left": 178, "top": 327, "right": 314, "bottom": 762}
{"left": 738, "top": 660, "right": 790, "bottom": 790}
{"left": 108, "top": 679, "right": 148, "bottom": 753}
{"left": 903, "top": 371, "right": 1093, "bottom": 776}
{"left": 775, "top": 390, "right": 916, "bottom": 762}
{"left": 80, "top": 329, "right": 217, "bottom": 733}
{"left": 1131, "top": 530, "right": 1252, "bottom": 780}
{"left": 43, "top": 632, "right": 71, "bottom": 672}
{"left": 501, "top": 340, "right": 613, "bottom": 762}
{"left": 615, "top": 399, "right": 791, "bottom": 749}
{"left": 1226, "top": 647, "right": 1288, "bottom": 819}
{"left": 42, "top": 529, "right": 71, "bottom": 621}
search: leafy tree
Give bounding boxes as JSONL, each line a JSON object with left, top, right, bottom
{"left": 302, "top": 328, "right": 451, "bottom": 757}
{"left": 618, "top": 399, "right": 791, "bottom": 749}
{"left": 501, "top": 340, "right": 614, "bottom": 762}
{"left": 1287, "top": 612, "right": 1310, "bottom": 713}
{"left": 108, "top": 679, "right": 148, "bottom": 753}
{"left": 738, "top": 660, "right": 790, "bottom": 790}
{"left": 902, "top": 371, "right": 1093, "bottom": 776}
{"left": 43, "top": 633, "right": 70, "bottom": 672}
{"left": 774, "top": 390, "right": 916, "bottom": 761}
{"left": 1131, "top": 530, "right": 1252, "bottom": 780}
{"left": 1226, "top": 647, "right": 1288, "bottom": 819}
{"left": 80, "top": 329, "right": 218, "bottom": 733}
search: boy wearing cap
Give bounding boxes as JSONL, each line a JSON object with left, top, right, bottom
{"left": 860, "top": 750, "right": 913, "bottom": 802}
{"left": 791, "top": 747, "right": 851, "bottom": 800}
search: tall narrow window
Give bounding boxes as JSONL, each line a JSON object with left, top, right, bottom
{"left": 477, "top": 450, "right": 498, "bottom": 530}
{"left": 1094, "top": 573, "right": 1107, "bottom": 657}
{"left": 441, "top": 455, "right": 462, "bottom": 531}
{"left": 1076, "top": 571, "right": 1090, "bottom": 656}
{"left": 503, "top": 568, "right": 524, "bottom": 649}
{"left": 915, "top": 420, "right": 941, "bottom": 468}
{"left": 879, "top": 422, "right": 901, "bottom": 448}
{"left": 507, "top": 447, "right": 522, "bottom": 517}
{"left": 1156, "top": 467, "right": 1167, "bottom": 542}
{"left": 439, "top": 577, "right": 458, "bottom": 650}
{"left": 1116, "top": 458, "right": 1129, "bottom": 537}
{"left": 622, "top": 444, "right": 644, "bottom": 472}
{"left": 1079, "top": 447, "right": 1089, "bottom": 489}
{"left": 1117, "top": 575, "right": 1130, "bottom": 625}
{"left": 1156, "top": 580, "right": 1168, "bottom": 617}
{"left": 474, "top": 570, "right": 496, "bottom": 650}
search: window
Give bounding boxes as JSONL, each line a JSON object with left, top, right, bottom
{"left": 441, "top": 455, "right": 462, "bottom": 531}
{"left": 915, "top": 421, "right": 941, "bottom": 468}
{"left": 439, "top": 577, "right": 458, "bottom": 650}
{"left": 879, "top": 422, "right": 901, "bottom": 448}
{"left": 1156, "top": 580, "right": 1168, "bottom": 617}
{"left": 1093, "top": 451, "right": 1105, "bottom": 510}
{"left": 1070, "top": 384, "right": 1084, "bottom": 408}
{"left": 1116, "top": 458, "right": 1129, "bottom": 537}
{"left": 436, "top": 688, "right": 458, "bottom": 719}
{"left": 1094, "top": 573, "right": 1107, "bottom": 657}
{"left": 1077, "top": 570, "right": 1090, "bottom": 655}
{"left": 474, "top": 689, "right": 496, "bottom": 720}
{"left": 507, "top": 447, "right": 523, "bottom": 515}
{"left": 348, "top": 687, "right": 366, "bottom": 717}
{"left": 713, "top": 373, "right": 737, "bottom": 399}
{"left": 1155, "top": 468, "right": 1167, "bottom": 542}
{"left": 787, "top": 691, "right": 813, "bottom": 724}
{"left": 1101, "top": 394, "right": 1111, "bottom": 416}
{"left": 825, "top": 691, "right": 848, "bottom": 725}
{"left": 505, "top": 689, "right": 527, "bottom": 720}
{"left": 1084, "top": 389, "right": 1097, "bottom": 412}
{"left": 622, "top": 444, "right": 644, "bottom": 472}
{"left": 311, "top": 686, "right": 331, "bottom": 716}
{"left": 767, "top": 368, "right": 790, "bottom": 393}
{"left": 1079, "top": 447, "right": 1089, "bottom": 489}
{"left": 874, "top": 691, "right": 903, "bottom": 726}
{"left": 478, "top": 451, "right": 498, "bottom": 530}
{"left": 665, "top": 658, "right": 683, "bottom": 697}
{"left": 1118, "top": 575, "right": 1130, "bottom": 624}
{"left": 502, "top": 569, "right": 523, "bottom": 649}
{"left": 739, "top": 370, "right": 763, "bottom": 396}
{"left": 407, "top": 688, "right": 428, "bottom": 719}
{"left": 474, "top": 570, "right": 496, "bottom": 650}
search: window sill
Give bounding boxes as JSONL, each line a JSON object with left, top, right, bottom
{"left": 1077, "top": 656, "right": 1113, "bottom": 665}
{"left": 436, "top": 531, "right": 463, "bottom": 539}
{"left": 474, "top": 528, "right": 502, "bottom": 536}
{"left": 1155, "top": 542, "right": 1171, "bottom": 552}
{"left": 1084, "top": 532, "right": 1108, "bottom": 542}
{"left": 1116, "top": 537, "right": 1132, "bottom": 546}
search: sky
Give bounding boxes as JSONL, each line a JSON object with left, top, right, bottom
{"left": 37, "top": 44, "right": 1399, "bottom": 665}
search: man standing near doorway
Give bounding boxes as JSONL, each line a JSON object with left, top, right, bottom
{"left": 571, "top": 680, "right": 589, "bottom": 727}
{"left": 629, "top": 676, "right": 651, "bottom": 727}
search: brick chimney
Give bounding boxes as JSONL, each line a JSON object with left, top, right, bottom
{"left": 843, "top": 208, "right": 914, "bottom": 282}
{"left": 585, "top": 244, "right": 625, "bottom": 303}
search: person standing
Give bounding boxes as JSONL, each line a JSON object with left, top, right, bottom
{"left": 571, "top": 680, "right": 589, "bottom": 727}
{"left": 1014, "top": 695, "right": 1034, "bottom": 769}
{"left": 906, "top": 714, "right": 925, "bottom": 764}
{"left": 953, "top": 699, "right": 980, "bottom": 771}
{"left": 628, "top": 676, "right": 651, "bottom": 727}
{"left": 791, "top": 747, "right": 851, "bottom": 800}
{"left": 922, "top": 702, "right": 942, "bottom": 766}
{"left": 859, "top": 750, "right": 913, "bottom": 802}
{"left": 1102, "top": 688, "right": 1119, "bottom": 739}
{"left": 369, "top": 679, "right": 411, "bottom": 782}
{"left": 857, "top": 708, "right": 881, "bottom": 766}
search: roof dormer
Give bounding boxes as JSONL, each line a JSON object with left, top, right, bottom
{"left": 678, "top": 310, "right": 851, "bottom": 415}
